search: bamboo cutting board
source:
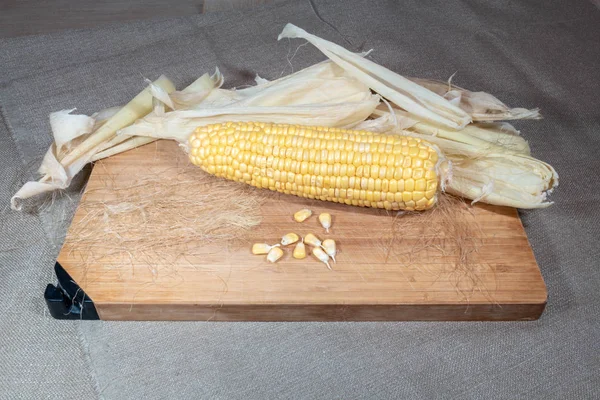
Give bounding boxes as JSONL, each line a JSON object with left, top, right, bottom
{"left": 57, "top": 140, "right": 547, "bottom": 321}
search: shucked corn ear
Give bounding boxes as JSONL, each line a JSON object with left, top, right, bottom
{"left": 189, "top": 122, "right": 446, "bottom": 211}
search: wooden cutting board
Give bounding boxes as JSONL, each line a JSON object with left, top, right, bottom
{"left": 57, "top": 140, "right": 547, "bottom": 321}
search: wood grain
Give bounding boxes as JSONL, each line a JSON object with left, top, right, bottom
{"left": 57, "top": 140, "right": 547, "bottom": 321}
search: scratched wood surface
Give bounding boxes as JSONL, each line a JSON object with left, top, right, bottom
{"left": 57, "top": 140, "right": 547, "bottom": 321}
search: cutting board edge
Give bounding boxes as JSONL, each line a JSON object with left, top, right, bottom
{"left": 94, "top": 301, "right": 547, "bottom": 321}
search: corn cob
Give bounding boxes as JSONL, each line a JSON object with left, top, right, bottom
{"left": 188, "top": 122, "right": 443, "bottom": 211}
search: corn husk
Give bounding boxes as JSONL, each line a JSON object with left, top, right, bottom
{"left": 11, "top": 110, "right": 99, "bottom": 210}
{"left": 374, "top": 109, "right": 557, "bottom": 208}
{"left": 92, "top": 136, "right": 156, "bottom": 161}
{"left": 60, "top": 75, "right": 175, "bottom": 167}
{"left": 410, "top": 77, "right": 540, "bottom": 121}
{"left": 171, "top": 69, "right": 224, "bottom": 109}
{"left": 96, "top": 70, "right": 224, "bottom": 158}
{"left": 380, "top": 108, "right": 532, "bottom": 156}
{"left": 445, "top": 155, "right": 557, "bottom": 208}
{"left": 49, "top": 109, "right": 95, "bottom": 153}
{"left": 119, "top": 61, "right": 380, "bottom": 143}
{"left": 120, "top": 94, "right": 379, "bottom": 143}
{"left": 11, "top": 141, "right": 100, "bottom": 210}
{"left": 278, "top": 23, "right": 472, "bottom": 130}
{"left": 11, "top": 76, "right": 176, "bottom": 210}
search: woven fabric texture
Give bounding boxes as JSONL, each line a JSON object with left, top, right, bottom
{"left": 1, "top": 1, "right": 598, "bottom": 398}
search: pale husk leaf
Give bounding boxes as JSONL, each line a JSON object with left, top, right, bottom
{"left": 120, "top": 93, "right": 381, "bottom": 143}
{"left": 49, "top": 109, "right": 95, "bottom": 153}
{"left": 278, "top": 23, "right": 471, "bottom": 130}
{"left": 121, "top": 62, "right": 379, "bottom": 143}
{"left": 11, "top": 76, "right": 176, "bottom": 210}
{"left": 396, "top": 127, "right": 558, "bottom": 209}
{"left": 411, "top": 78, "right": 541, "bottom": 121}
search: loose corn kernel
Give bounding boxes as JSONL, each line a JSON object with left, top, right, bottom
{"left": 294, "top": 208, "right": 312, "bottom": 222}
{"left": 304, "top": 233, "right": 322, "bottom": 247}
{"left": 312, "top": 247, "right": 332, "bottom": 270}
{"left": 321, "top": 239, "right": 337, "bottom": 263}
{"left": 293, "top": 241, "right": 306, "bottom": 259}
{"left": 281, "top": 232, "right": 300, "bottom": 246}
{"left": 267, "top": 246, "right": 284, "bottom": 263}
{"left": 318, "top": 213, "right": 332, "bottom": 233}
{"left": 252, "top": 243, "right": 280, "bottom": 255}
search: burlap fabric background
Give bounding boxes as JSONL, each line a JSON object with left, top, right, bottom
{"left": 1, "top": 1, "right": 598, "bottom": 398}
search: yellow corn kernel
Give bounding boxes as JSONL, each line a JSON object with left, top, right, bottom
{"left": 281, "top": 233, "right": 300, "bottom": 246}
{"left": 294, "top": 208, "right": 312, "bottom": 222}
{"left": 318, "top": 213, "right": 332, "bottom": 233}
{"left": 304, "top": 233, "right": 322, "bottom": 247}
{"left": 293, "top": 241, "right": 306, "bottom": 259}
{"left": 312, "top": 246, "right": 332, "bottom": 270}
{"left": 252, "top": 243, "right": 280, "bottom": 255}
{"left": 321, "top": 239, "right": 337, "bottom": 263}
{"left": 416, "top": 197, "right": 428, "bottom": 208}
{"left": 267, "top": 246, "right": 284, "bottom": 263}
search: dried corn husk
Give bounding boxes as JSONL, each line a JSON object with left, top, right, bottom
{"left": 386, "top": 109, "right": 532, "bottom": 156}
{"left": 445, "top": 155, "right": 557, "bottom": 208}
{"left": 11, "top": 142, "right": 100, "bottom": 210}
{"left": 377, "top": 111, "right": 557, "bottom": 208}
{"left": 171, "top": 69, "right": 224, "bottom": 109}
{"left": 49, "top": 109, "right": 95, "bottom": 153}
{"left": 11, "top": 76, "right": 176, "bottom": 210}
{"left": 95, "top": 70, "right": 224, "bottom": 157}
{"left": 410, "top": 77, "right": 540, "bottom": 121}
{"left": 119, "top": 61, "right": 379, "bottom": 142}
{"left": 278, "top": 23, "right": 471, "bottom": 130}
{"left": 92, "top": 136, "right": 156, "bottom": 161}
{"left": 120, "top": 93, "right": 380, "bottom": 143}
